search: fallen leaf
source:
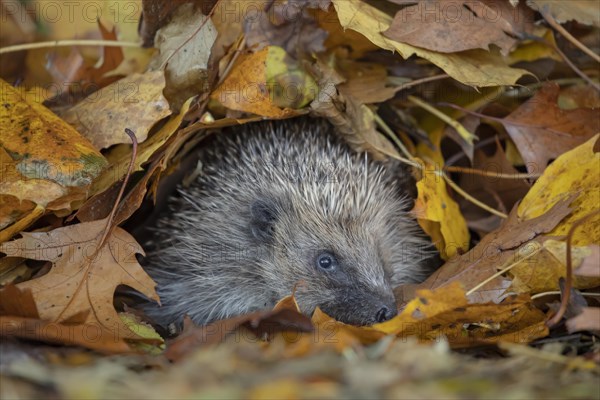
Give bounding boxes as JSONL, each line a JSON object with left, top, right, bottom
{"left": 61, "top": 71, "right": 171, "bottom": 150}
{"left": 384, "top": 1, "right": 532, "bottom": 56}
{"left": 527, "top": 0, "right": 600, "bottom": 26}
{"left": 416, "top": 197, "right": 574, "bottom": 302}
{"left": 0, "top": 218, "right": 159, "bottom": 340}
{"left": 150, "top": 3, "right": 217, "bottom": 111}
{"left": 307, "top": 57, "right": 399, "bottom": 160}
{"left": 502, "top": 83, "right": 599, "bottom": 173}
{"left": 78, "top": 97, "right": 194, "bottom": 222}
{"left": 0, "top": 316, "right": 133, "bottom": 354}
{"left": 243, "top": 0, "right": 329, "bottom": 56}
{"left": 377, "top": 283, "right": 548, "bottom": 347}
{"left": 266, "top": 46, "right": 318, "bottom": 109}
{"left": 166, "top": 297, "right": 312, "bottom": 361}
{"left": 509, "top": 239, "right": 600, "bottom": 293}
{"left": 46, "top": 20, "right": 124, "bottom": 96}
{"left": 565, "top": 307, "right": 600, "bottom": 334}
{"left": 0, "top": 284, "right": 39, "bottom": 318}
{"left": 518, "top": 135, "right": 600, "bottom": 246}
{"left": 0, "top": 79, "right": 107, "bottom": 233}
{"left": 332, "top": 0, "right": 530, "bottom": 87}
{"left": 413, "top": 160, "right": 469, "bottom": 259}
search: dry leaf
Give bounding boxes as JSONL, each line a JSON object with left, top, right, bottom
{"left": 413, "top": 160, "right": 469, "bottom": 259}
{"left": 0, "top": 79, "right": 107, "bottom": 232}
{"left": 332, "top": 0, "right": 530, "bottom": 87}
{"left": 211, "top": 47, "right": 297, "bottom": 118}
{"left": 62, "top": 71, "right": 170, "bottom": 150}
{"left": 518, "top": 134, "right": 600, "bottom": 246}
{"left": 0, "top": 218, "right": 159, "bottom": 340}
{"left": 151, "top": 3, "right": 217, "bottom": 111}
{"left": 527, "top": 0, "right": 600, "bottom": 26}
{"left": 503, "top": 83, "right": 599, "bottom": 173}
{"left": 416, "top": 197, "right": 574, "bottom": 302}
{"left": 384, "top": 1, "right": 533, "bottom": 56}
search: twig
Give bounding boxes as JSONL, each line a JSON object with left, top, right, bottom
{"left": 0, "top": 40, "right": 141, "bottom": 54}
{"left": 442, "top": 172, "right": 508, "bottom": 218}
{"left": 389, "top": 74, "right": 449, "bottom": 91}
{"left": 374, "top": 113, "right": 416, "bottom": 162}
{"left": 541, "top": 8, "right": 600, "bottom": 63}
{"left": 408, "top": 95, "right": 478, "bottom": 144}
{"left": 547, "top": 210, "right": 600, "bottom": 327}
{"left": 55, "top": 129, "right": 138, "bottom": 323}
{"left": 444, "top": 165, "right": 540, "bottom": 179}
{"left": 98, "top": 128, "right": 139, "bottom": 247}
{"left": 466, "top": 245, "right": 542, "bottom": 296}
{"left": 532, "top": 291, "right": 600, "bottom": 300}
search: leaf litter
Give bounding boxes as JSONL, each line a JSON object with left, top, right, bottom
{"left": 0, "top": 0, "right": 599, "bottom": 398}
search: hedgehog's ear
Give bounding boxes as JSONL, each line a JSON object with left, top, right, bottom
{"left": 250, "top": 198, "right": 279, "bottom": 242}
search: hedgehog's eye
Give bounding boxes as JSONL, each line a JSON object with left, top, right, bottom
{"left": 316, "top": 252, "right": 337, "bottom": 271}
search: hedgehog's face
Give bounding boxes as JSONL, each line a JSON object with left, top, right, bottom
{"left": 250, "top": 198, "right": 399, "bottom": 326}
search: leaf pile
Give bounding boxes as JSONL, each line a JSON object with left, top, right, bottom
{"left": 0, "top": 0, "right": 599, "bottom": 395}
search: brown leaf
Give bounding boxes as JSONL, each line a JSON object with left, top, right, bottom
{"left": 45, "top": 20, "right": 125, "bottom": 106}
{"left": 62, "top": 71, "right": 171, "bottom": 150}
{"left": 0, "top": 316, "right": 132, "bottom": 354}
{"left": 502, "top": 83, "right": 599, "bottom": 173}
{"left": 384, "top": 0, "right": 533, "bottom": 55}
{"left": 150, "top": 3, "right": 217, "bottom": 111}
{"left": 243, "top": 0, "right": 329, "bottom": 57}
{"left": 459, "top": 140, "right": 531, "bottom": 234}
{"left": 566, "top": 307, "right": 600, "bottom": 334}
{"left": 166, "top": 297, "right": 312, "bottom": 361}
{"left": 0, "top": 219, "right": 159, "bottom": 340}
{"left": 0, "top": 284, "right": 39, "bottom": 318}
{"left": 414, "top": 196, "right": 574, "bottom": 303}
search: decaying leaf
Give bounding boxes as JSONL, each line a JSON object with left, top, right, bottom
{"left": 0, "top": 218, "right": 159, "bottom": 340}
{"left": 0, "top": 79, "right": 107, "bottom": 233}
{"left": 332, "top": 0, "right": 530, "bottom": 87}
{"left": 150, "top": 3, "right": 217, "bottom": 110}
{"left": 527, "top": 0, "right": 600, "bottom": 26}
{"left": 62, "top": 71, "right": 171, "bottom": 150}
{"left": 211, "top": 47, "right": 298, "bottom": 118}
{"left": 416, "top": 196, "right": 574, "bottom": 302}
{"left": 503, "top": 83, "right": 599, "bottom": 173}
{"left": 384, "top": 1, "right": 533, "bottom": 56}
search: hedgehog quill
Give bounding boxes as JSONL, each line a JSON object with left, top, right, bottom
{"left": 143, "top": 117, "right": 435, "bottom": 328}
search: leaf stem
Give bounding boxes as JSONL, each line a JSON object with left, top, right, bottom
{"left": 541, "top": 9, "right": 600, "bottom": 63}
{"left": 0, "top": 40, "right": 141, "bottom": 54}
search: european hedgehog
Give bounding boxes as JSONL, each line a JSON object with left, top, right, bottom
{"left": 143, "top": 117, "right": 433, "bottom": 328}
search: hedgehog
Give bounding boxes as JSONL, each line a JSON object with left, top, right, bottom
{"left": 142, "top": 117, "right": 434, "bottom": 329}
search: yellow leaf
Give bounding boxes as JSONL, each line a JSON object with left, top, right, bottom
{"left": 211, "top": 47, "right": 296, "bottom": 118}
{"left": 518, "top": 135, "right": 600, "bottom": 246}
{"left": 413, "top": 161, "right": 469, "bottom": 259}
{"left": 332, "top": 0, "right": 530, "bottom": 87}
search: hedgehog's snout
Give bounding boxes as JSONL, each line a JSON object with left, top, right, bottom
{"left": 375, "top": 304, "right": 397, "bottom": 323}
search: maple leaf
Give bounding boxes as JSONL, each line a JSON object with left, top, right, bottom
{"left": 0, "top": 218, "right": 159, "bottom": 340}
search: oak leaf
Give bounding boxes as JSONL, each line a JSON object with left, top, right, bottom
{"left": 0, "top": 218, "right": 159, "bottom": 340}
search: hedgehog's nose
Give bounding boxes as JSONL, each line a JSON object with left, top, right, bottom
{"left": 375, "top": 305, "right": 397, "bottom": 323}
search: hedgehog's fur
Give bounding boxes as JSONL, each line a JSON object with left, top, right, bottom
{"left": 143, "top": 117, "right": 433, "bottom": 328}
